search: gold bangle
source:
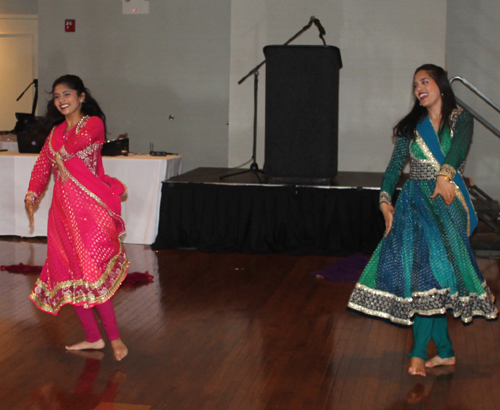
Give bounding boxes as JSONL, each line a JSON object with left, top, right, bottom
{"left": 437, "top": 174, "right": 453, "bottom": 183}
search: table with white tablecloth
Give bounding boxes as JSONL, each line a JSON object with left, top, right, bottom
{"left": 0, "top": 151, "right": 182, "bottom": 244}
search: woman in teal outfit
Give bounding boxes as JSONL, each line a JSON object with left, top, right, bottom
{"left": 348, "top": 64, "right": 497, "bottom": 376}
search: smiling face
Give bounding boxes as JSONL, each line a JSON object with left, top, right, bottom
{"left": 413, "top": 70, "right": 442, "bottom": 111}
{"left": 53, "top": 84, "right": 85, "bottom": 118}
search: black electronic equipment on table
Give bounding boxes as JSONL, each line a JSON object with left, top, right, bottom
{"left": 149, "top": 143, "right": 177, "bottom": 156}
{"left": 102, "top": 135, "right": 129, "bottom": 156}
{"left": 15, "top": 80, "right": 44, "bottom": 153}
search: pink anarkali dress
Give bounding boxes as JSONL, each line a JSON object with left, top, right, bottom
{"left": 26, "top": 116, "right": 129, "bottom": 315}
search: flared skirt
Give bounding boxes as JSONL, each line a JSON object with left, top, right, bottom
{"left": 29, "top": 179, "right": 128, "bottom": 315}
{"left": 348, "top": 179, "right": 497, "bottom": 325}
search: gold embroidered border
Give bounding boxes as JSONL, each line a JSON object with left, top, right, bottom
{"left": 25, "top": 191, "right": 40, "bottom": 206}
{"left": 48, "top": 127, "right": 56, "bottom": 157}
{"left": 414, "top": 133, "right": 441, "bottom": 173}
{"left": 59, "top": 146, "right": 74, "bottom": 161}
{"left": 454, "top": 185, "right": 472, "bottom": 235}
{"left": 354, "top": 281, "right": 492, "bottom": 302}
{"left": 66, "top": 171, "right": 126, "bottom": 239}
{"left": 76, "top": 115, "right": 90, "bottom": 134}
{"left": 379, "top": 191, "right": 392, "bottom": 205}
{"left": 34, "top": 242, "right": 125, "bottom": 298}
{"left": 449, "top": 108, "right": 463, "bottom": 137}
{"left": 347, "top": 300, "right": 498, "bottom": 326}
{"left": 349, "top": 282, "right": 498, "bottom": 325}
{"left": 29, "top": 255, "right": 129, "bottom": 314}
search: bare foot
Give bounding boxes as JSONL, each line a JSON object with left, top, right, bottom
{"left": 65, "top": 339, "right": 105, "bottom": 351}
{"left": 425, "top": 355, "right": 455, "bottom": 368}
{"left": 111, "top": 339, "right": 128, "bottom": 361}
{"left": 408, "top": 357, "right": 426, "bottom": 376}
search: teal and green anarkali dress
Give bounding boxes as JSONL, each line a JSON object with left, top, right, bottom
{"left": 348, "top": 109, "right": 497, "bottom": 325}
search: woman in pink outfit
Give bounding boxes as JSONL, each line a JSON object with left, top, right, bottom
{"left": 25, "top": 75, "right": 128, "bottom": 361}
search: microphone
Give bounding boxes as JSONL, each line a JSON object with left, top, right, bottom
{"left": 313, "top": 17, "right": 326, "bottom": 36}
{"left": 307, "top": 15, "right": 315, "bottom": 28}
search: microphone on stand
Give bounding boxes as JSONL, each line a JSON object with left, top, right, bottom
{"left": 310, "top": 16, "right": 326, "bottom": 45}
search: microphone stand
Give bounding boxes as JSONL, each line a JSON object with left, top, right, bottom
{"left": 220, "top": 17, "right": 318, "bottom": 182}
{"left": 16, "top": 79, "right": 39, "bottom": 115}
{"left": 317, "top": 26, "right": 326, "bottom": 46}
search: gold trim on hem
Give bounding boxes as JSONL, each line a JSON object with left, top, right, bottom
{"left": 354, "top": 281, "right": 492, "bottom": 302}
{"left": 34, "top": 242, "right": 125, "bottom": 297}
{"left": 29, "top": 257, "right": 129, "bottom": 315}
{"left": 349, "top": 282, "right": 498, "bottom": 326}
{"left": 348, "top": 300, "right": 498, "bottom": 326}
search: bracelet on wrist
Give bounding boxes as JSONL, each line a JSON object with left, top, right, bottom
{"left": 437, "top": 174, "right": 453, "bottom": 183}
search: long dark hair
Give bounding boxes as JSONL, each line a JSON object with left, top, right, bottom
{"left": 393, "top": 64, "right": 457, "bottom": 139}
{"left": 36, "top": 75, "right": 107, "bottom": 136}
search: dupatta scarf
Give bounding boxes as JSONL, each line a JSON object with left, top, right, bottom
{"left": 416, "top": 116, "right": 478, "bottom": 235}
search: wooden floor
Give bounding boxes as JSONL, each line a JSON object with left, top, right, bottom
{"left": 1, "top": 238, "right": 500, "bottom": 410}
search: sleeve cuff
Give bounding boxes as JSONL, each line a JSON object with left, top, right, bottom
{"left": 379, "top": 191, "right": 392, "bottom": 206}
{"left": 25, "top": 191, "right": 40, "bottom": 206}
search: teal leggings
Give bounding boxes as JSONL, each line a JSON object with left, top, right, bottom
{"left": 409, "top": 314, "right": 455, "bottom": 360}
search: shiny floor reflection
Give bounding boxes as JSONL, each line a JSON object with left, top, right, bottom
{"left": 0, "top": 237, "right": 499, "bottom": 410}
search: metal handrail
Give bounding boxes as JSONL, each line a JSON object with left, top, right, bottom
{"left": 450, "top": 76, "right": 500, "bottom": 139}
{"left": 450, "top": 76, "right": 500, "bottom": 241}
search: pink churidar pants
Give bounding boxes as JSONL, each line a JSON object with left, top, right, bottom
{"left": 73, "top": 299, "right": 121, "bottom": 342}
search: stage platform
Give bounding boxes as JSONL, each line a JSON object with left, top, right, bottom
{"left": 153, "top": 167, "right": 406, "bottom": 255}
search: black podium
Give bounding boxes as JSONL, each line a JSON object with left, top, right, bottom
{"left": 263, "top": 45, "right": 342, "bottom": 184}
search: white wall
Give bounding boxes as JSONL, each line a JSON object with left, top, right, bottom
{"left": 228, "top": 0, "right": 447, "bottom": 172}
{"left": 0, "top": 14, "right": 38, "bottom": 130}
{"left": 9, "top": 0, "right": 500, "bottom": 200}
{"left": 0, "top": 0, "right": 37, "bottom": 15}
{"left": 35, "top": 1, "right": 447, "bottom": 175}
{"left": 38, "top": 0, "right": 231, "bottom": 172}
{"left": 446, "top": 1, "right": 500, "bottom": 199}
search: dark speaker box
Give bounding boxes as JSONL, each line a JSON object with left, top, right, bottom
{"left": 16, "top": 114, "right": 45, "bottom": 153}
{"left": 263, "top": 45, "right": 342, "bottom": 184}
{"left": 102, "top": 138, "right": 129, "bottom": 156}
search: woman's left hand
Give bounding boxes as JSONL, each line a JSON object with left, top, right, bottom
{"left": 430, "top": 175, "right": 456, "bottom": 205}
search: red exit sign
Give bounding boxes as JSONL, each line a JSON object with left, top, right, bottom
{"left": 65, "top": 19, "right": 75, "bottom": 32}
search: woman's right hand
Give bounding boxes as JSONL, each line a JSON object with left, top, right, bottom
{"left": 55, "top": 153, "right": 68, "bottom": 183}
{"left": 25, "top": 199, "right": 35, "bottom": 228}
{"left": 380, "top": 202, "right": 395, "bottom": 237}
